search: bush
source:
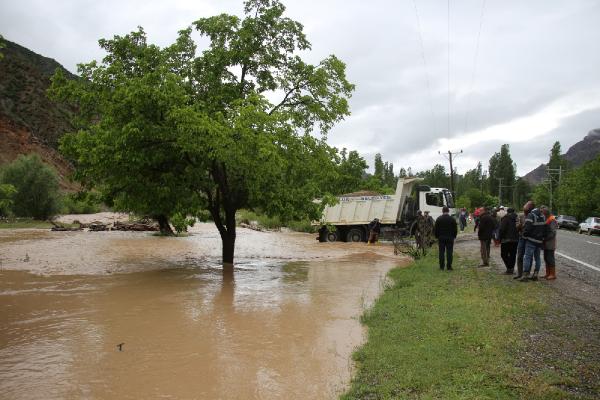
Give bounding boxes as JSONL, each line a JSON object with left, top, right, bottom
{"left": 0, "top": 183, "right": 16, "bottom": 217}
{"left": 171, "top": 212, "right": 196, "bottom": 234}
{"left": 287, "top": 219, "right": 317, "bottom": 233}
{"left": 60, "top": 191, "right": 102, "bottom": 214}
{"left": 1, "top": 155, "right": 60, "bottom": 219}
{"left": 237, "top": 209, "right": 282, "bottom": 230}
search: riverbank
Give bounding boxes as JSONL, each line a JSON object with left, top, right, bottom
{"left": 342, "top": 239, "right": 600, "bottom": 399}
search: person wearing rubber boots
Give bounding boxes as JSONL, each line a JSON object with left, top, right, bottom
{"left": 519, "top": 205, "right": 547, "bottom": 281}
{"left": 541, "top": 206, "right": 557, "bottom": 280}
{"left": 367, "top": 218, "right": 381, "bottom": 245}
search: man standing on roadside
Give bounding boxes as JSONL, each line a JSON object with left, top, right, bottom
{"left": 424, "top": 210, "right": 435, "bottom": 247}
{"left": 514, "top": 201, "right": 534, "bottom": 279}
{"left": 498, "top": 207, "right": 519, "bottom": 274}
{"left": 434, "top": 206, "right": 458, "bottom": 270}
{"left": 459, "top": 208, "right": 468, "bottom": 231}
{"left": 520, "top": 205, "right": 547, "bottom": 281}
{"left": 541, "top": 206, "right": 558, "bottom": 280}
{"left": 477, "top": 207, "right": 496, "bottom": 267}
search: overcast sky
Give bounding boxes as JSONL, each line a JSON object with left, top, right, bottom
{"left": 2, "top": 0, "right": 599, "bottom": 176}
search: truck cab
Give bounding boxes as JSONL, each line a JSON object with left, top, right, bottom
{"left": 417, "top": 186, "right": 455, "bottom": 221}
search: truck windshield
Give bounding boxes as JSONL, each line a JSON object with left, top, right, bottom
{"left": 443, "top": 191, "right": 455, "bottom": 208}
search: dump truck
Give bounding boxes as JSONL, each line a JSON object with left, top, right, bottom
{"left": 316, "top": 177, "right": 455, "bottom": 242}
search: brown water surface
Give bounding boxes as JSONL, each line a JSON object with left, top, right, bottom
{"left": 0, "top": 223, "right": 403, "bottom": 399}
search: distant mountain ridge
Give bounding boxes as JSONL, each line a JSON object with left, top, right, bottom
{"left": 522, "top": 129, "right": 600, "bottom": 184}
{"left": 0, "top": 39, "right": 77, "bottom": 189}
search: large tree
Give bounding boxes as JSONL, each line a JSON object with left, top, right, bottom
{"left": 51, "top": 0, "right": 353, "bottom": 270}
{"left": 417, "top": 164, "right": 448, "bottom": 189}
{"left": 334, "top": 149, "right": 368, "bottom": 194}
{"left": 488, "top": 144, "right": 516, "bottom": 205}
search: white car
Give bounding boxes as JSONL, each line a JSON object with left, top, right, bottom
{"left": 578, "top": 217, "right": 600, "bottom": 235}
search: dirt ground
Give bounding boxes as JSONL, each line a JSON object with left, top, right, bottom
{"left": 455, "top": 233, "right": 600, "bottom": 397}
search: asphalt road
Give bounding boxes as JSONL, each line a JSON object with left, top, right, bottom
{"left": 555, "top": 228, "right": 600, "bottom": 285}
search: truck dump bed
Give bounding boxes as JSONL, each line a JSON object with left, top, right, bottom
{"left": 319, "top": 178, "right": 422, "bottom": 226}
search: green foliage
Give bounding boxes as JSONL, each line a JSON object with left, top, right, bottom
{"left": 333, "top": 148, "right": 368, "bottom": 194}
{"left": 237, "top": 209, "right": 282, "bottom": 230}
{"left": 1, "top": 154, "right": 60, "bottom": 219}
{"left": 170, "top": 212, "right": 196, "bottom": 234}
{"left": 457, "top": 188, "right": 498, "bottom": 210}
{"left": 416, "top": 164, "right": 448, "bottom": 188}
{"left": 456, "top": 162, "right": 485, "bottom": 197}
{"left": 512, "top": 178, "right": 532, "bottom": 210}
{"left": 0, "top": 34, "right": 4, "bottom": 60}
{"left": 60, "top": 191, "right": 102, "bottom": 214}
{"left": 556, "top": 155, "right": 600, "bottom": 220}
{"left": 532, "top": 183, "right": 551, "bottom": 210}
{"left": 0, "top": 183, "right": 17, "bottom": 217}
{"left": 195, "top": 209, "right": 212, "bottom": 222}
{"left": 286, "top": 219, "right": 317, "bottom": 233}
{"left": 488, "top": 144, "right": 516, "bottom": 205}
{"left": 50, "top": 0, "right": 353, "bottom": 261}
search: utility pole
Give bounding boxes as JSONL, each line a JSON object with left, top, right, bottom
{"left": 439, "top": 150, "right": 463, "bottom": 194}
{"left": 546, "top": 166, "right": 562, "bottom": 213}
{"left": 498, "top": 177, "right": 503, "bottom": 205}
{"left": 497, "top": 177, "right": 512, "bottom": 206}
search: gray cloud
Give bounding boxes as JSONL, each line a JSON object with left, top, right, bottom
{"left": 1, "top": 0, "right": 599, "bottom": 178}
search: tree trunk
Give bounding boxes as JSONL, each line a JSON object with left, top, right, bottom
{"left": 221, "top": 221, "right": 236, "bottom": 277}
{"left": 156, "top": 214, "right": 174, "bottom": 235}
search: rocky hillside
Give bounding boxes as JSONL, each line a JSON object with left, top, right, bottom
{"left": 0, "top": 39, "right": 77, "bottom": 189}
{"left": 523, "top": 129, "right": 600, "bottom": 184}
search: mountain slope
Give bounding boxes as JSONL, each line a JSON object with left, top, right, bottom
{"left": 523, "top": 129, "right": 600, "bottom": 184}
{"left": 0, "top": 39, "right": 77, "bottom": 189}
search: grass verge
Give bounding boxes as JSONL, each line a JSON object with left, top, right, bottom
{"left": 341, "top": 251, "right": 595, "bottom": 399}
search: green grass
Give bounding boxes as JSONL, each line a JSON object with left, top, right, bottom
{"left": 0, "top": 219, "right": 53, "bottom": 229}
{"left": 341, "top": 252, "right": 582, "bottom": 400}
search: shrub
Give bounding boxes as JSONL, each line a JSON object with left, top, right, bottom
{"left": 1, "top": 155, "right": 60, "bottom": 219}
{"left": 0, "top": 183, "right": 16, "bottom": 217}
{"left": 60, "top": 191, "right": 102, "bottom": 214}
{"left": 171, "top": 212, "right": 196, "bottom": 234}
{"left": 287, "top": 219, "right": 317, "bottom": 233}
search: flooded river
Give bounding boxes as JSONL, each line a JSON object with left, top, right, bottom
{"left": 0, "top": 223, "right": 403, "bottom": 399}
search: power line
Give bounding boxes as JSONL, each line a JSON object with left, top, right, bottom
{"left": 412, "top": 0, "right": 437, "bottom": 136}
{"left": 439, "top": 149, "right": 463, "bottom": 194}
{"left": 447, "top": 0, "right": 450, "bottom": 138}
{"left": 463, "top": 0, "right": 487, "bottom": 133}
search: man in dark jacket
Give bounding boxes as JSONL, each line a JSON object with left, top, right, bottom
{"left": 434, "top": 206, "right": 458, "bottom": 270}
{"left": 498, "top": 208, "right": 519, "bottom": 274}
{"left": 520, "top": 206, "right": 546, "bottom": 281}
{"left": 514, "top": 201, "right": 534, "bottom": 279}
{"left": 477, "top": 207, "right": 496, "bottom": 266}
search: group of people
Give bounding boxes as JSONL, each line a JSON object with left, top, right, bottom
{"left": 475, "top": 201, "right": 557, "bottom": 281}
{"left": 366, "top": 201, "right": 559, "bottom": 280}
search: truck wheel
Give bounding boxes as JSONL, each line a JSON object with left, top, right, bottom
{"left": 326, "top": 231, "right": 338, "bottom": 242}
{"left": 346, "top": 228, "right": 364, "bottom": 243}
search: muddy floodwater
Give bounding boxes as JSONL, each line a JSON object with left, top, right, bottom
{"left": 0, "top": 221, "right": 405, "bottom": 399}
